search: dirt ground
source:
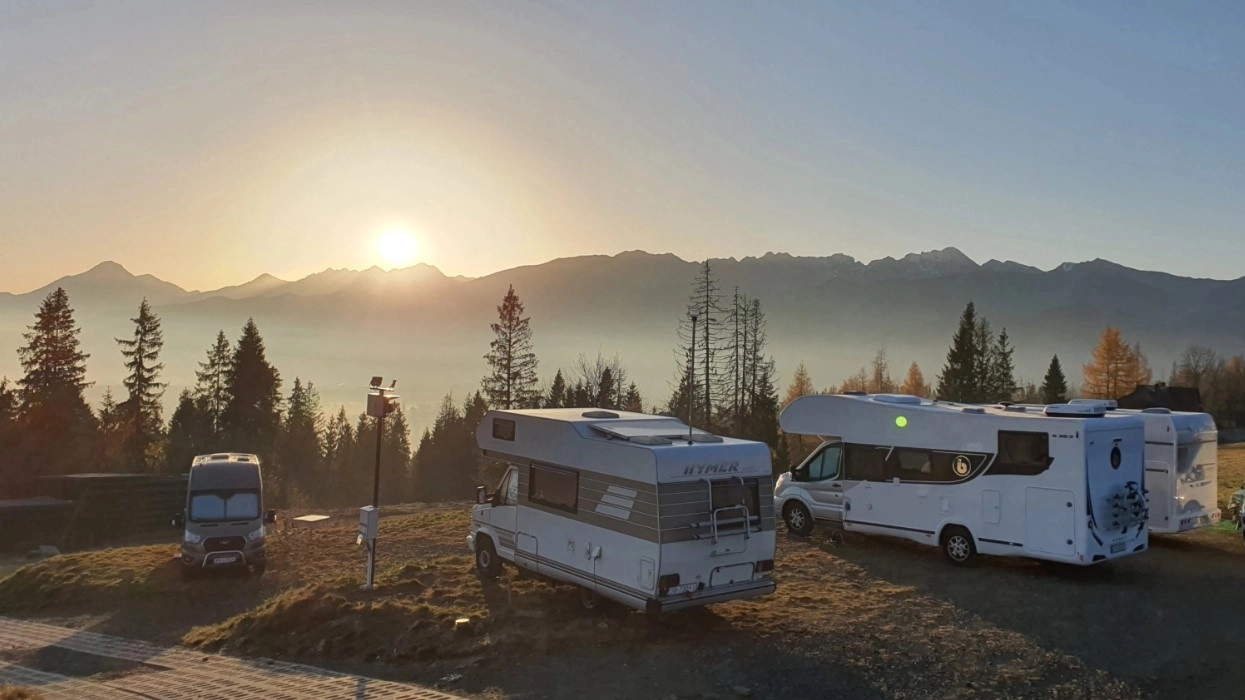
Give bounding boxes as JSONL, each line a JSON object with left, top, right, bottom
{"left": 2, "top": 495, "right": 1244, "bottom": 700}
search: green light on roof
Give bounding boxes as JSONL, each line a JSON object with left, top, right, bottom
{"left": 895, "top": 416, "right": 908, "bottom": 428}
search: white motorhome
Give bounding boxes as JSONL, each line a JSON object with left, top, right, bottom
{"left": 775, "top": 394, "right": 1149, "bottom": 566}
{"left": 1011, "top": 401, "right": 1219, "bottom": 534}
{"left": 470, "top": 408, "right": 777, "bottom": 613}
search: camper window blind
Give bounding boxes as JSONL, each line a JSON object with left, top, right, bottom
{"left": 993, "top": 431, "right": 1053, "bottom": 476}
{"left": 529, "top": 465, "right": 578, "bottom": 513}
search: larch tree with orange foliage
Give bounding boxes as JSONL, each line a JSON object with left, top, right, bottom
{"left": 900, "top": 362, "right": 932, "bottom": 398}
{"left": 1082, "top": 327, "right": 1152, "bottom": 400}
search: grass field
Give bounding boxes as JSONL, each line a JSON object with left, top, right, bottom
{"left": 2, "top": 499, "right": 1244, "bottom": 700}
{"left": 1219, "top": 442, "right": 1245, "bottom": 515}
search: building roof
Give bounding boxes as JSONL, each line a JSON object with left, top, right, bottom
{"left": 1116, "top": 384, "right": 1203, "bottom": 412}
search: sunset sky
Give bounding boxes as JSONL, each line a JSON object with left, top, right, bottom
{"left": 2, "top": 1, "right": 1243, "bottom": 292}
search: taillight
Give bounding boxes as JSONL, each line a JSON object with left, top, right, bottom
{"left": 757, "top": 559, "right": 774, "bottom": 573}
{"left": 659, "top": 573, "right": 680, "bottom": 591}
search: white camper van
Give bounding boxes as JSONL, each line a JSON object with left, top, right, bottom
{"left": 1013, "top": 401, "right": 1219, "bottom": 534}
{"left": 775, "top": 394, "right": 1149, "bottom": 566}
{"left": 470, "top": 408, "right": 777, "bottom": 613}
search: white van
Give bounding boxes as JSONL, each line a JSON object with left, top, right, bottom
{"left": 175, "top": 453, "right": 276, "bottom": 579}
{"left": 470, "top": 408, "right": 777, "bottom": 613}
{"left": 775, "top": 394, "right": 1149, "bottom": 566}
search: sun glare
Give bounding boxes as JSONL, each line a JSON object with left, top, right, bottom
{"left": 376, "top": 228, "right": 419, "bottom": 268}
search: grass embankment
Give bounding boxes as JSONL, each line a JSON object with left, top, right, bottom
{"left": 0, "top": 545, "right": 179, "bottom": 612}
{"left": 0, "top": 689, "right": 42, "bottom": 700}
{"left": 1219, "top": 442, "right": 1245, "bottom": 513}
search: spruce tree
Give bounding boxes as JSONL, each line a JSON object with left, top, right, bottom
{"left": 482, "top": 285, "right": 540, "bottom": 409}
{"left": 545, "top": 369, "right": 568, "bottom": 408}
{"left": 116, "top": 299, "right": 166, "bottom": 470}
{"left": 936, "top": 302, "right": 980, "bottom": 402}
{"left": 986, "top": 328, "right": 1017, "bottom": 403}
{"left": 1041, "top": 355, "right": 1069, "bottom": 404}
{"left": 673, "top": 261, "right": 726, "bottom": 427}
{"left": 275, "top": 378, "right": 324, "bottom": 505}
{"left": 166, "top": 391, "right": 213, "bottom": 473}
{"left": 96, "top": 388, "right": 125, "bottom": 472}
{"left": 15, "top": 288, "right": 97, "bottom": 476}
{"left": 221, "top": 319, "right": 282, "bottom": 459}
{"left": 622, "top": 383, "right": 643, "bottom": 413}
{"left": 322, "top": 407, "right": 356, "bottom": 507}
{"left": 194, "top": 330, "right": 232, "bottom": 440}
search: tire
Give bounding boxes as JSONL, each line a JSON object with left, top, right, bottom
{"left": 783, "top": 501, "right": 814, "bottom": 537}
{"left": 941, "top": 526, "right": 976, "bottom": 566}
{"left": 475, "top": 537, "right": 501, "bottom": 579}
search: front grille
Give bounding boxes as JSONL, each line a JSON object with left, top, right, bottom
{"left": 204, "top": 536, "right": 245, "bottom": 553}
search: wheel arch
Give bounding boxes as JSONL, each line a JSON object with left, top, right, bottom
{"left": 936, "top": 519, "right": 976, "bottom": 545}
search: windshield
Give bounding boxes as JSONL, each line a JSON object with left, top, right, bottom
{"left": 189, "top": 490, "right": 261, "bottom": 522}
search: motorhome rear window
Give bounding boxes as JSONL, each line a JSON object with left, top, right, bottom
{"left": 993, "top": 431, "right": 1053, "bottom": 476}
{"left": 492, "top": 418, "right": 516, "bottom": 441}
{"left": 529, "top": 465, "right": 578, "bottom": 513}
{"left": 711, "top": 480, "right": 760, "bottom": 518}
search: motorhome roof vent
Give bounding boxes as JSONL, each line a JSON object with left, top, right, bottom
{"left": 1045, "top": 403, "right": 1106, "bottom": 418}
{"left": 235, "top": 455, "right": 251, "bottom": 462}
{"left": 1142, "top": 407, "right": 1173, "bottom": 415}
{"left": 842, "top": 390, "right": 867, "bottom": 396}
{"left": 1071, "top": 398, "right": 1117, "bottom": 410}
{"left": 871, "top": 394, "right": 922, "bottom": 405}
{"left": 961, "top": 407, "right": 986, "bottom": 414}
{"left": 1004, "top": 405, "right": 1027, "bottom": 412}
{"left": 210, "top": 454, "right": 230, "bottom": 460}
{"left": 582, "top": 410, "right": 620, "bottom": 419}
{"left": 999, "top": 401, "right": 1015, "bottom": 407}
{"left": 629, "top": 435, "right": 673, "bottom": 445}
{"left": 687, "top": 433, "right": 725, "bottom": 443}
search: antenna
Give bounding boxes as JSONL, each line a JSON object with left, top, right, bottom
{"left": 688, "top": 314, "right": 697, "bottom": 444}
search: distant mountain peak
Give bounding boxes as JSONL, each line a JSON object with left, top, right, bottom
{"left": 83, "top": 260, "right": 132, "bottom": 276}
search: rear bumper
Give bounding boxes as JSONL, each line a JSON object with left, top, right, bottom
{"left": 646, "top": 578, "right": 775, "bottom": 614}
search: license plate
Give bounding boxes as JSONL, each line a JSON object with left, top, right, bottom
{"left": 1110, "top": 542, "right": 1124, "bottom": 554}
{"left": 213, "top": 555, "right": 238, "bottom": 565}
{"left": 667, "top": 583, "right": 698, "bottom": 596}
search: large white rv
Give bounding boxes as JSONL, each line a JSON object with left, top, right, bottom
{"left": 775, "top": 394, "right": 1149, "bottom": 566}
{"left": 470, "top": 408, "right": 777, "bottom": 613}
{"left": 1013, "top": 401, "right": 1220, "bottom": 534}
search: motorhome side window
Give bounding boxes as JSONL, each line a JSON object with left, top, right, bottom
{"left": 994, "top": 431, "right": 1053, "bottom": 476}
{"left": 843, "top": 444, "right": 887, "bottom": 482}
{"left": 504, "top": 469, "right": 519, "bottom": 505}
{"left": 529, "top": 465, "right": 578, "bottom": 513}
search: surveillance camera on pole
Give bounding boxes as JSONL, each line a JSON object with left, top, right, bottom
{"left": 361, "top": 376, "right": 398, "bottom": 590}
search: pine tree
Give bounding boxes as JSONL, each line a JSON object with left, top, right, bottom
{"left": 985, "top": 328, "right": 1017, "bottom": 402}
{"left": 15, "top": 288, "right": 97, "bottom": 477}
{"left": 1040, "top": 355, "right": 1069, "bottom": 404}
{"left": 380, "top": 406, "right": 413, "bottom": 504}
{"left": 322, "top": 407, "right": 356, "bottom": 508}
{"left": 482, "top": 285, "right": 540, "bottom": 409}
{"left": 0, "top": 378, "right": 17, "bottom": 489}
{"left": 165, "top": 391, "right": 213, "bottom": 474}
{"left": 673, "top": 261, "right": 726, "bottom": 427}
{"left": 194, "top": 330, "right": 232, "bottom": 440}
{"left": 275, "top": 378, "right": 324, "bottom": 506}
{"left": 116, "top": 299, "right": 165, "bottom": 470}
{"left": 900, "top": 362, "right": 931, "bottom": 398}
{"left": 0, "top": 378, "right": 15, "bottom": 434}
{"left": 936, "top": 302, "right": 981, "bottom": 402}
{"left": 96, "top": 388, "right": 126, "bottom": 472}
{"left": 412, "top": 393, "right": 478, "bottom": 501}
{"left": 622, "top": 383, "right": 644, "bottom": 413}
{"left": 545, "top": 369, "right": 568, "bottom": 408}
{"left": 221, "top": 319, "right": 283, "bottom": 460}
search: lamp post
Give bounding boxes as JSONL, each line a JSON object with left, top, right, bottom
{"left": 363, "top": 377, "right": 398, "bottom": 590}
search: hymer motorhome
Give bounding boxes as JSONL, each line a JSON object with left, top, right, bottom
{"left": 175, "top": 453, "right": 275, "bottom": 579}
{"left": 775, "top": 394, "right": 1149, "bottom": 566}
{"left": 470, "top": 408, "right": 777, "bottom": 613}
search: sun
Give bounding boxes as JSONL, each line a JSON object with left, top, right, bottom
{"left": 375, "top": 228, "right": 419, "bottom": 268}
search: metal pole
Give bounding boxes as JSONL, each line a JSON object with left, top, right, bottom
{"left": 367, "top": 387, "right": 385, "bottom": 590}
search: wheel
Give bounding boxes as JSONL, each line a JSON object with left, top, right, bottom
{"left": 580, "top": 586, "right": 600, "bottom": 611}
{"left": 783, "top": 501, "right": 814, "bottom": 536}
{"left": 475, "top": 537, "right": 501, "bottom": 578}
{"left": 941, "top": 526, "right": 976, "bottom": 566}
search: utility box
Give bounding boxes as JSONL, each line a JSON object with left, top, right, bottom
{"left": 359, "top": 506, "right": 379, "bottom": 541}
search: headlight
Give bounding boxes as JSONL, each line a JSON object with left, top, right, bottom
{"left": 247, "top": 526, "right": 266, "bottom": 542}
{"left": 183, "top": 530, "right": 202, "bottom": 544}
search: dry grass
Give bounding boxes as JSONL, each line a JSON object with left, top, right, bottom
{"left": 0, "top": 688, "right": 42, "bottom": 700}
{"left": 0, "top": 545, "right": 180, "bottom": 612}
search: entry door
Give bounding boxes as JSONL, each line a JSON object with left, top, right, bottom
{"left": 1025, "top": 487, "right": 1075, "bottom": 556}
{"left": 1146, "top": 460, "right": 1172, "bottom": 529}
{"left": 798, "top": 444, "right": 845, "bottom": 522}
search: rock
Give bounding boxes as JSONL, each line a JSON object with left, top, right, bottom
{"left": 454, "top": 617, "right": 474, "bottom": 634}
{"left": 732, "top": 686, "right": 753, "bottom": 697}
{"left": 439, "top": 673, "right": 463, "bottom": 684}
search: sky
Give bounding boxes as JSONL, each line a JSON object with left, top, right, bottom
{"left": 1, "top": 1, "right": 1243, "bottom": 292}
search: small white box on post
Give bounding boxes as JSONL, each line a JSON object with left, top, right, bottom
{"left": 359, "top": 505, "right": 379, "bottom": 589}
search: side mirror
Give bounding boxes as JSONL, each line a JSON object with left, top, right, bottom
{"left": 264, "top": 509, "right": 276, "bottom": 525}
{"left": 476, "top": 486, "right": 488, "bottom": 505}
{"left": 171, "top": 513, "right": 184, "bottom": 529}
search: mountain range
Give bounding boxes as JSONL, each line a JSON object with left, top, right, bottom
{"left": 2, "top": 249, "right": 1243, "bottom": 434}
